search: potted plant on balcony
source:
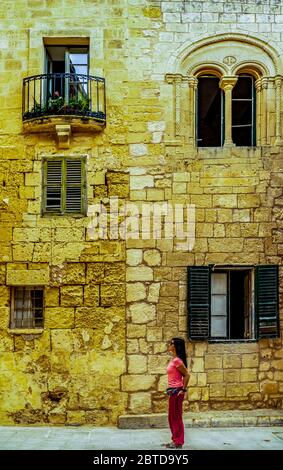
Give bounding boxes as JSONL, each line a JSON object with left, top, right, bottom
{"left": 47, "top": 92, "right": 64, "bottom": 114}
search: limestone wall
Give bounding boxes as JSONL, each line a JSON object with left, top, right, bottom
{"left": 0, "top": 0, "right": 283, "bottom": 424}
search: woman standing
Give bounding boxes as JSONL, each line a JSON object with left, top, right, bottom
{"left": 165, "top": 337, "right": 190, "bottom": 449}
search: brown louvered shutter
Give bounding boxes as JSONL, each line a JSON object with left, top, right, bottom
{"left": 188, "top": 266, "right": 210, "bottom": 340}
{"left": 255, "top": 265, "right": 279, "bottom": 338}
{"left": 45, "top": 159, "right": 62, "bottom": 213}
{"left": 65, "top": 159, "right": 83, "bottom": 213}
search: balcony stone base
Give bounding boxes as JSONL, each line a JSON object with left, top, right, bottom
{"left": 56, "top": 124, "right": 71, "bottom": 149}
{"left": 23, "top": 115, "right": 106, "bottom": 146}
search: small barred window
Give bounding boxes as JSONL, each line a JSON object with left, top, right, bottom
{"left": 10, "top": 287, "right": 44, "bottom": 329}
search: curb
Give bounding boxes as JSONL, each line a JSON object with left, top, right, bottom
{"left": 118, "top": 410, "right": 283, "bottom": 429}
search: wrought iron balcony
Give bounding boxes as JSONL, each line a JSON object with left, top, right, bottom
{"left": 22, "top": 73, "right": 106, "bottom": 130}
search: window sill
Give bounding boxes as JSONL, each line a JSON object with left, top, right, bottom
{"left": 41, "top": 213, "right": 86, "bottom": 218}
{"left": 208, "top": 338, "right": 256, "bottom": 343}
{"left": 8, "top": 328, "right": 44, "bottom": 335}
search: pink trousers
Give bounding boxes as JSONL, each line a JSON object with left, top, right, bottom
{"left": 168, "top": 393, "right": 185, "bottom": 446}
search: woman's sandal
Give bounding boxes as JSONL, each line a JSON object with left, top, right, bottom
{"left": 165, "top": 442, "right": 183, "bottom": 448}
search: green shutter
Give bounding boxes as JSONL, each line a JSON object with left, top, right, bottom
{"left": 65, "top": 159, "right": 83, "bottom": 213}
{"left": 44, "top": 159, "right": 62, "bottom": 213}
{"left": 43, "top": 157, "right": 85, "bottom": 215}
{"left": 188, "top": 266, "right": 210, "bottom": 340}
{"left": 255, "top": 265, "right": 279, "bottom": 338}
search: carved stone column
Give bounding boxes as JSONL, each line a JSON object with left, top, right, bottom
{"left": 175, "top": 75, "right": 182, "bottom": 136}
{"left": 275, "top": 75, "right": 282, "bottom": 146}
{"left": 261, "top": 77, "right": 268, "bottom": 146}
{"left": 219, "top": 76, "right": 238, "bottom": 147}
{"left": 165, "top": 73, "right": 184, "bottom": 138}
{"left": 255, "top": 78, "right": 262, "bottom": 147}
{"left": 188, "top": 76, "right": 198, "bottom": 145}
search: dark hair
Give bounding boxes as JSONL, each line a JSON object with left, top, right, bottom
{"left": 172, "top": 337, "right": 187, "bottom": 368}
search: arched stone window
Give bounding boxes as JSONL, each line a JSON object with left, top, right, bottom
{"left": 165, "top": 34, "right": 282, "bottom": 148}
{"left": 196, "top": 71, "right": 224, "bottom": 147}
{"left": 232, "top": 73, "right": 256, "bottom": 147}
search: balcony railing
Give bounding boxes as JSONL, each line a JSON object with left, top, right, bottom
{"left": 22, "top": 73, "right": 106, "bottom": 124}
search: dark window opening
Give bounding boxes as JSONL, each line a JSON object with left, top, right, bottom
{"left": 11, "top": 287, "right": 44, "bottom": 329}
{"left": 197, "top": 75, "right": 224, "bottom": 147}
{"left": 45, "top": 46, "right": 89, "bottom": 104}
{"left": 230, "top": 270, "right": 250, "bottom": 339}
{"left": 211, "top": 269, "right": 252, "bottom": 340}
{"left": 232, "top": 75, "right": 255, "bottom": 146}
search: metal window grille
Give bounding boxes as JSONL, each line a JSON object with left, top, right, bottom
{"left": 11, "top": 287, "right": 44, "bottom": 329}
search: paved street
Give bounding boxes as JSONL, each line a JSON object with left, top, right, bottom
{"left": 0, "top": 426, "right": 282, "bottom": 450}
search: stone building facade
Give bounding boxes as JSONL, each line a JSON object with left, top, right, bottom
{"left": 0, "top": 0, "right": 283, "bottom": 426}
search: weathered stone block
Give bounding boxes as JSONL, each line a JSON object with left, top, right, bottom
{"left": 238, "top": 194, "right": 260, "bottom": 208}
{"left": 108, "top": 183, "right": 129, "bottom": 198}
{"left": 160, "top": 281, "right": 178, "bottom": 297}
{"left": 209, "top": 384, "right": 226, "bottom": 398}
{"left": 143, "top": 249, "right": 161, "bottom": 266}
{"left": 128, "top": 355, "right": 147, "bottom": 374}
{"left": 223, "top": 370, "right": 240, "bottom": 383}
{"left": 44, "top": 287, "right": 59, "bottom": 307}
{"left": 223, "top": 354, "right": 241, "bottom": 369}
{"left": 0, "top": 307, "right": 10, "bottom": 329}
{"left": 60, "top": 286, "right": 84, "bottom": 307}
{"left": 205, "top": 355, "right": 222, "bottom": 369}
{"left": 84, "top": 285, "right": 100, "bottom": 307}
{"left": 86, "top": 263, "right": 104, "bottom": 284}
{"left": 126, "top": 283, "right": 146, "bottom": 302}
{"left": 129, "top": 392, "right": 152, "bottom": 413}
{"left": 242, "top": 354, "right": 259, "bottom": 368}
{"left": 207, "top": 370, "right": 224, "bottom": 383}
{"left": 129, "top": 303, "right": 156, "bottom": 324}
{"left": 146, "top": 327, "right": 162, "bottom": 342}
{"left": 45, "top": 308, "right": 75, "bottom": 329}
{"left": 66, "top": 411, "right": 86, "bottom": 425}
{"left": 105, "top": 263, "right": 125, "bottom": 283}
{"left": 126, "top": 266, "right": 153, "bottom": 282}
{"left": 208, "top": 238, "right": 243, "bottom": 252}
{"left": 148, "top": 355, "right": 168, "bottom": 374}
{"left": 147, "top": 283, "right": 160, "bottom": 303}
{"left": 101, "top": 283, "right": 125, "bottom": 306}
{"left": 126, "top": 249, "right": 143, "bottom": 266}
{"left": 62, "top": 263, "right": 86, "bottom": 285}
{"left": 240, "top": 369, "right": 257, "bottom": 382}
{"left": 6, "top": 268, "right": 49, "bottom": 285}
{"left": 261, "top": 382, "right": 279, "bottom": 395}
{"left": 127, "top": 324, "right": 146, "bottom": 339}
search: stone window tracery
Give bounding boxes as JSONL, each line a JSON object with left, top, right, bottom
{"left": 165, "top": 34, "right": 282, "bottom": 148}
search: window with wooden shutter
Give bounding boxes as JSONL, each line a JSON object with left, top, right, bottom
{"left": 44, "top": 159, "right": 62, "bottom": 213}
{"left": 43, "top": 157, "right": 86, "bottom": 215}
{"left": 66, "top": 159, "right": 84, "bottom": 213}
{"left": 255, "top": 265, "right": 279, "bottom": 338}
{"left": 187, "top": 265, "right": 279, "bottom": 342}
{"left": 187, "top": 266, "right": 210, "bottom": 340}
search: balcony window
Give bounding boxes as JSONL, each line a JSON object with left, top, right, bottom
{"left": 45, "top": 46, "right": 89, "bottom": 103}
{"left": 23, "top": 43, "right": 106, "bottom": 129}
